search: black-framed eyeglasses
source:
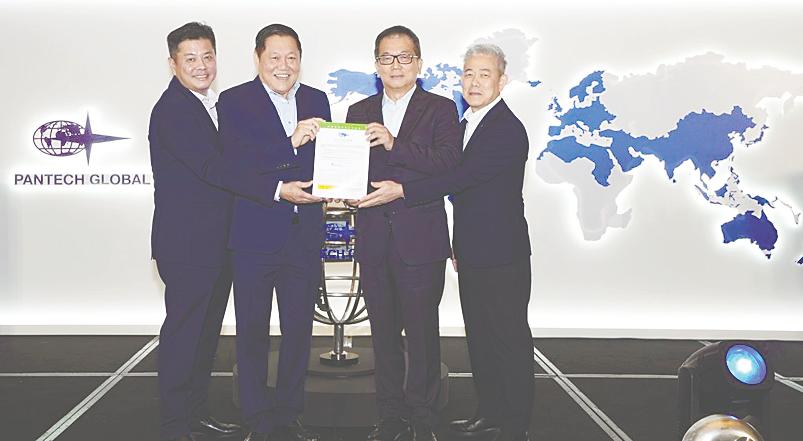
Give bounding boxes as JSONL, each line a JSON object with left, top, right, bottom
{"left": 375, "top": 53, "right": 419, "bottom": 65}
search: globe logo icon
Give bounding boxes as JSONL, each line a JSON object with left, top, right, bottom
{"left": 31, "top": 114, "right": 127, "bottom": 164}
{"left": 33, "top": 120, "right": 87, "bottom": 156}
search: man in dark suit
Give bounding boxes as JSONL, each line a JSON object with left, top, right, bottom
{"left": 149, "top": 22, "right": 281, "bottom": 441}
{"left": 216, "top": 24, "right": 330, "bottom": 441}
{"left": 359, "top": 44, "right": 533, "bottom": 441}
{"left": 346, "top": 25, "right": 461, "bottom": 441}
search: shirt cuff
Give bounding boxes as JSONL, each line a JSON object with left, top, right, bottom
{"left": 274, "top": 181, "right": 283, "bottom": 201}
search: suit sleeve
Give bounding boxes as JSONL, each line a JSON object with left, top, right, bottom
{"left": 385, "top": 99, "right": 461, "bottom": 176}
{"left": 149, "top": 100, "right": 283, "bottom": 207}
{"left": 345, "top": 102, "right": 360, "bottom": 125}
{"left": 404, "top": 118, "right": 528, "bottom": 206}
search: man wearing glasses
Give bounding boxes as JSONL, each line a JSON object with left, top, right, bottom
{"left": 357, "top": 44, "right": 534, "bottom": 441}
{"left": 346, "top": 25, "right": 461, "bottom": 441}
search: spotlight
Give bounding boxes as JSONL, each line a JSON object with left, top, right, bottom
{"left": 725, "top": 344, "right": 767, "bottom": 385}
{"left": 678, "top": 341, "right": 773, "bottom": 439}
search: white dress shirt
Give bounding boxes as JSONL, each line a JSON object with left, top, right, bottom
{"left": 264, "top": 81, "right": 300, "bottom": 137}
{"left": 262, "top": 81, "right": 301, "bottom": 203}
{"left": 382, "top": 86, "right": 416, "bottom": 137}
{"left": 461, "top": 95, "right": 502, "bottom": 150}
{"left": 190, "top": 89, "right": 218, "bottom": 129}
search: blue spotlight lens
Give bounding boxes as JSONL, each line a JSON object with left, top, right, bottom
{"left": 725, "top": 344, "right": 767, "bottom": 385}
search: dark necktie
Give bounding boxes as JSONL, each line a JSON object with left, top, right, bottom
{"left": 460, "top": 118, "right": 469, "bottom": 151}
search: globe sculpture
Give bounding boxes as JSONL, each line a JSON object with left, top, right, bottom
{"left": 682, "top": 414, "right": 765, "bottom": 441}
{"left": 314, "top": 203, "right": 369, "bottom": 367}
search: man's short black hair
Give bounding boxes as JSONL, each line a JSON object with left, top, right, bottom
{"left": 167, "top": 22, "right": 216, "bottom": 59}
{"left": 374, "top": 25, "right": 421, "bottom": 58}
{"left": 255, "top": 24, "right": 302, "bottom": 57}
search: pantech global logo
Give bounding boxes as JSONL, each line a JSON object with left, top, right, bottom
{"left": 32, "top": 114, "right": 126, "bottom": 164}
{"left": 14, "top": 112, "right": 151, "bottom": 187}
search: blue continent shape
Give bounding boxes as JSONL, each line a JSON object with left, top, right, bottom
{"left": 797, "top": 256, "right": 803, "bottom": 265}
{"left": 538, "top": 136, "right": 615, "bottom": 186}
{"left": 328, "top": 63, "right": 478, "bottom": 118}
{"left": 548, "top": 97, "right": 563, "bottom": 113}
{"left": 327, "top": 70, "right": 380, "bottom": 103}
{"left": 569, "top": 71, "right": 605, "bottom": 101}
{"left": 420, "top": 63, "right": 462, "bottom": 90}
{"left": 554, "top": 99, "right": 616, "bottom": 133}
{"left": 547, "top": 71, "right": 614, "bottom": 136}
{"left": 720, "top": 212, "right": 778, "bottom": 258}
{"left": 598, "top": 130, "right": 644, "bottom": 172}
{"left": 599, "top": 106, "right": 755, "bottom": 180}
{"left": 695, "top": 185, "right": 710, "bottom": 201}
{"left": 542, "top": 71, "right": 619, "bottom": 184}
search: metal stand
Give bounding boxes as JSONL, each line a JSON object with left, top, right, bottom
{"left": 314, "top": 204, "right": 368, "bottom": 368}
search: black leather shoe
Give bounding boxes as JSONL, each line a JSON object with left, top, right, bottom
{"left": 367, "top": 417, "right": 412, "bottom": 441}
{"left": 190, "top": 416, "right": 243, "bottom": 437}
{"left": 242, "top": 431, "right": 270, "bottom": 441}
{"left": 448, "top": 416, "right": 501, "bottom": 437}
{"left": 411, "top": 423, "right": 437, "bottom": 441}
{"left": 272, "top": 419, "right": 320, "bottom": 441}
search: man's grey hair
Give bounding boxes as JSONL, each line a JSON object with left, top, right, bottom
{"left": 463, "top": 43, "right": 507, "bottom": 74}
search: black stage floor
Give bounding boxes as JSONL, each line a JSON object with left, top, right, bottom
{"left": 2, "top": 336, "right": 802, "bottom": 441}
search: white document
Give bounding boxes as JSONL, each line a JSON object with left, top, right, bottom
{"left": 312, "top": 122, "right": 370, "bottom": 199}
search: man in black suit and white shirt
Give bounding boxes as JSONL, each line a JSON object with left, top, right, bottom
{"left": 359, "top": 43, "right": 533, "bottom": 441}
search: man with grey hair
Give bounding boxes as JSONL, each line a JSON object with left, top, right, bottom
{"left": 359, "top": 43, "right": 533, "bottom": 441}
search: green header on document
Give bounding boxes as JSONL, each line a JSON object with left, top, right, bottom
{"left": 320, "top": 122, "right": 368, "bottom": 130}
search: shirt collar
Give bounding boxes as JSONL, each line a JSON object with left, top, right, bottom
{"left": 462, "top": 95, "right": 502, "bottom": 124}
{"left": 190, "top": 89, "right": 217, "bottom": 110}
{"left": 382, "top": 85, "right": 416, "bottom": 108}
{"left": 263, "top": 81, "right": 300, "bottom": 101}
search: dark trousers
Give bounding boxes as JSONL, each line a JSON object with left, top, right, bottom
{"left": 458, "top": 257, "right": 533, "bottom": 433}
{"left": 231, "top": 227, "right": 319, "bottom": 433}
{"left": 361, "top": 245, "right": 446, "bottom": 426}
{"left": 157, "top": 260, "right": 232, "bottom": 441}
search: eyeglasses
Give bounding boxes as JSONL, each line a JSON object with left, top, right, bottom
{"left": 375, "top": 53, "right": 419, "bottom": 65}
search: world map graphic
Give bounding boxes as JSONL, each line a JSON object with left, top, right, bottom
{"left": 325, "top": 29, "right": 802, "bottom": 266}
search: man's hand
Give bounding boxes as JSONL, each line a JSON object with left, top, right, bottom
{"left": 291, "top": 117, "right": 325, "bottom": 148}
{"left": 279, "top": 181, "right": 324, "bottom": 204}
{"left": 365, "top": 123, "right": 394, "bottom": 150}
{"left": 357, "top": 181, "right": 404, "bottom": 208}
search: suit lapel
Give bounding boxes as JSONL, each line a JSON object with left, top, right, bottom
{"left": 463, "top": 99, "right": 507, "bottom": 155}
{"left": 366, "top": 93, "right": 384, "bottom": 125}
{"left": 171, "top": 77, "right": 217, "bottom": 135}
{"left": 295, "top": 85, "right": 313, "bottom": 121}
{"left": 396, "top": 86, "right": 425, "bottom": 140}
{"left": 249, "top": 77, "right": 295, "bottom": 158}
{"left": 250, "top": 77, "right": 283, "bottom": 132}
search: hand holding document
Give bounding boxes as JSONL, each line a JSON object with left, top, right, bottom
{"left": 312, "top": 122, "right": 370, "bottom": 199}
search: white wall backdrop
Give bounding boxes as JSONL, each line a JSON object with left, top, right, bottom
{"left": 1, "top": 0, "right": 802, "bottom": 338}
